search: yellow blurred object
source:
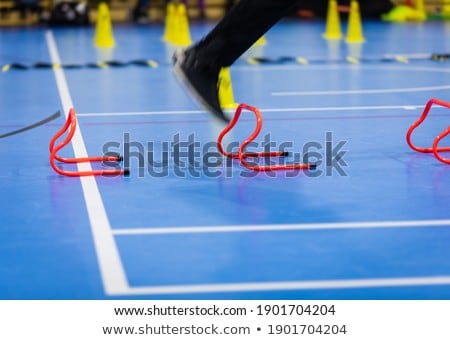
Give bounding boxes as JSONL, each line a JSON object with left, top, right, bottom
{"left": 323, "top": 0, "right": 342, "bottom": 40}
{"left": 414, "top": 0, "right": 427, "bottom": 21}
{"left": 163, "top": 2, "right": 176, "bottom": 42}
{"left": 382, "top": 4, "right": 426, "bottom": 22}
{"left": 94, "top": 2, "right": 115, "bottom": 48}
{"left": 254, "top": 35, "right": 267, "bottom": 46}
{"left": 170, "top": 3, "right": 192, "bottom": 46}
{"left": 443, "top": 0, "right": 450, "bottom": 17}
{"left": 346, "top": 0, "right": 365, "bottom": 43}
{"left": 218, "top": 68, "right": 238, "bottom": 110}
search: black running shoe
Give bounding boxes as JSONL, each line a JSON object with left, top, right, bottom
{"left": 173, "top": 49, "right": 229, "bottom": 123}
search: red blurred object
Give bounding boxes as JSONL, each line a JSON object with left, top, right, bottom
{"left": 217, "top": 103, "right": 314, "bottom": 172}
{"left": 406, "top": 98, "right": 450, "bottom": 165}
{"left": 432, "top": 126, "right": 450, "bottom": 164}
{"left": 49, "top": 108, "right": 128, "bottom": 176}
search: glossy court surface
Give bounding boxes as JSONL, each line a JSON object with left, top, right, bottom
{"left": 1, "top": 18, "right": 450, "bottom": 299}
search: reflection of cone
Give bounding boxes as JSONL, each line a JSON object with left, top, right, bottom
{"left": 254, "top": 35, "right": 266, "bottom": 46}
{"left": 218, "top": 68, "right": 237, "bottom": 110}
{"left": 163, "top": 2, "right": 176, "bottom": 42}
{"left": 323, "top": 0, "right": 342, "bottom": 40}
{"left": 94, "top": 2, "right": 115, "bottom": 48}
{"left": 96, "top": 47, "right": 114, "bottom": 63}
{"left": 327, "top": 39, "right": 341, "bottom": 61}
{"left": 346, "top": 0, "right": 365, "bottom": 43}
{"left": 347, "top": 42, "right": 363, "bottom": 61}
{"left": 171, "top": 3, "right": 192, "bottom": 46}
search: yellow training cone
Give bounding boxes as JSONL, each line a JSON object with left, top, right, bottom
{"left": 254, "top": 35, "right": 267, "bottom": 46}
{"left": 218, "top": 68, "right": 238, "bottom": 110}
{"left": 163, "top": 2, "right": 176, "bottom": 42}
{"left": 414, "top": 0, "right": 427, "bottom": 21}
{"left": 171, "top": 3, "right": 192, "bottom": 46}
{"left": 94, "top": 2, "right": 115, "bottom": 48}
{"left": 323, "top": 0, "right": 342, "bottom": 40}
{"left": 443, "top": 0, "right": 450, "bottom": 19}
{"left": 346, "top": 0, "right": 365, "bottom": 43}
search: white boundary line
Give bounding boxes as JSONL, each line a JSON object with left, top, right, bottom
{"left": 239, "top": 64, "right": 450, "bottom": 73}
{"left": 77, "top": 109, "right": 205, "bottom": 117}
{"left": 46, "top": 30, "right": 129, "bottom": 295}
{"left": 113, "top": 219, "right": 450, "bottom": 295}
{"left": 125, "top": 276, "right": 450, "bottom": 295}
{"left": 272, "top": 85, "right": 450, "bottom": 96}
{"left": 76, "top": 104, "right": 422, "bottom": 118}
{"left": 112, "top": 219, "right": 450, "bottom": 235}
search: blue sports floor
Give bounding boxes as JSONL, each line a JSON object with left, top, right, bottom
{"left": 1, "top": 18, "right": 450, "bottom": 299}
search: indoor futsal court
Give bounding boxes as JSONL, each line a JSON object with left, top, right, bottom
{"left": 1, "top": 0, "right": 450, "bottom": 300}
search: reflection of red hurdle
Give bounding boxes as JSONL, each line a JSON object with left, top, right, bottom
{"left": 406, "top": 98, "right": 450, "bottom": 165}
{"left": 50, "top": 108, "right": 128, "bottom": 177}
{"left": 217, "top": 103, "right": 315, "bottom": 172}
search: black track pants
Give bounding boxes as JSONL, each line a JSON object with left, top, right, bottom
{"left": 194, "top": 0, "right": 299, "bottom": 69}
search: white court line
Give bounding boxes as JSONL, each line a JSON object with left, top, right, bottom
{"left": 46, "top": 31, "right": 129, "bottom": 295}
{"left": 272, "top": 85, "right": 450, "bottom": 96}
{"left": 77, "top": 109, "right": 206, "bottom": 117}
{"left": 113, "top": 219, "right": 450, "bottom": 235}
{"left": 77, "top": 104, "right": 422, "bottom": 117}
{"left": 115, "top": 219, "right": 450, "bottom": 295}
{"left": 241, "top": 64, "right": 450, "bottom": 74}
{"left": 125, "top": 276, "right": 450, "bottom": 295}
